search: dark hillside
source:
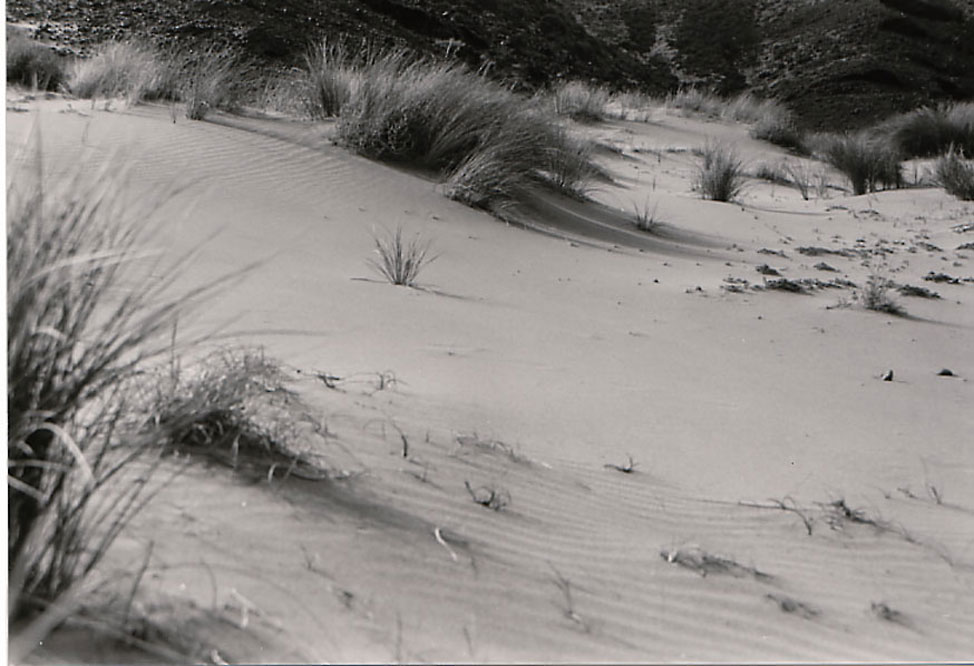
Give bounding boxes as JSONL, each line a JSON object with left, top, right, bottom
{"left": 7, "top": 0, "right": 974, "bottom": 129}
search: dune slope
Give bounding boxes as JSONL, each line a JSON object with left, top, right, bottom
{"left": 7, "top": 97, "right": 974, "bottom": 662}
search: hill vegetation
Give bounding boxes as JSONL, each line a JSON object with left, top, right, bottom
{"left": 7, "top": 0, "right": 974, "bottom": 129}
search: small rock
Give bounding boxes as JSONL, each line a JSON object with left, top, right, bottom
{"left": 882, "top": 370, "right": 894, "bottom": 382}
{"left": 814, "top": 262, "right": 838, "bottom": 272}
{"left": 937, "top": 368, "right": 954, "bottom": 377}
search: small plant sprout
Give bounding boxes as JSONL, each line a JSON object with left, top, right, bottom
{"left": 604, "top": 455, "right": 638, "bottom": 473}
{"left": 632, "top": 199, "right": 660, "bottom": 232}
{"left": 464, "top": 481, "right": 510, "bottom": 511}
{"left": 548, "top": 563, "right": 588, "bottom": 630}
{"left": 368, "top": 226, "right": 438, "bottom": 287}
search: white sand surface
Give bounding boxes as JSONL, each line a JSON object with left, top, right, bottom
{"left": 8, "top": 96, "right": 974, "bottom": 662}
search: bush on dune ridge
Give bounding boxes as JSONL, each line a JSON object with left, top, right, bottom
{"left": 812, "top": 132, "right": 902, "bottom": 195}
{"left": 323, "top": 47, "right": 597, "bottom": 207}
{"left": 882, "top": 102, "right": 974, "bottom": 159}
{"left": 551, "top": 80, "right": 610, "bottom": 122}
{"left": 935, "top": 149, "right": 974, "bottom": 200}
{"left": 67, "top": 41, "right": 179, "bottom": 103}
{"left": 695, "top": 141, "right": 746, "bottom": 202}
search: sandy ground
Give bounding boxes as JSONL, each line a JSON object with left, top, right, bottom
{"left": 7, "top": 94, "right": 974, "bottom": 663}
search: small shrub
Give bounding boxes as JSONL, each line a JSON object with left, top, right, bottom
{"left": 551, "top": 80, "right": 609, "bottom": 122}
{"left": 695, "top": 141, "right": 746, "bottom": 202}
{"left": 368, "top": 226, "right": 437, "bottom": 287}
{"left": 816, "top": 132, "right": 902, "bottom": 195}
{"left": 934, "top": 150, "right": 974, "bottom": 200}
{"left": 68, "top": 41, "right": 177, "bottom": 103}
{"left": 861, "top": 274, "right": 905, "bottom": 315}
{"left": 6, "top": 33, "right": 66, "bottom": 91}
{"left": 883, "top": 103, "right": 974, "bottom": 158}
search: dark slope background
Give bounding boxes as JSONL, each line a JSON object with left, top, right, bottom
{"left": 7, "top": 0, "right": 974, "bottom": 129}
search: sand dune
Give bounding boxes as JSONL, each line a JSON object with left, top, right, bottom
{"left": 8, "top": 97, "right": 974, "bottom": 662}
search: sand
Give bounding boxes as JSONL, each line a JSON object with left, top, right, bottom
{"left": 7, "top": 94, "right": 974, "bottom": 663}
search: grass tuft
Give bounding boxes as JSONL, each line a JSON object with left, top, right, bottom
{"left": 551, "top": 80, "right": 610, "bottom": 123}
{"left": 883, "top": 102, "right": 974, "bottom": 158}
{"left": 861, "top": 274, "right": 906, "bottom": 315}
{"left": 5, "top": 146, "right": 218, "bottom": 626}
{"left": 309, "top": 45, "right": 596, "bottom": 208}
{"left": 6, "top": 32, "right": 66, "bottom": 91}
{"left": 813, "top": 132, "right": 902, "bottom": 196}
{"left": 179, "top": 46, "right": 240, "bottom": 120}
{"left": 301, "top": 37, "right": 374, "bottom": 119}
{"left": 67, "top": 42, "right": 178, "bottom": 104}
{"left": 934, "top": 149, "right": 974, "bottom": 200}
{"left": 368, "top": 226, "right": 437, "bottom": 287}
{"left": 695, "top": 141, "right": 746, "bottom": 202}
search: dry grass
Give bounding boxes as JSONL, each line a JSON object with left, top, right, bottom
{"left": 6, "top": 32, "right": 66, "bottom": 91}
{"left": 550, "top": 80, "right": 610, "bottom": 122}
{"left": 67, "top": 41, "right": 179, "bottom": 104}
{"left": 812, "top": 132, "right": 902, "bottom": 195}
{"left": 934, "top": 149, "right": 974, "bottom": 200}
{"left": 178, "top": 46, "right": 240, "bottom": 120}
{"left": 695, "top": 141, "right": 746, "bottom": 202}
{"left": 368, "top": 226, "right": 438, "bottom": 287}
{"left": 7, "top": 146, "right": 207, "bottom": 624}
{"left": 882, "top": 102, "right": 974, "bottom": 158}
{"left": 303, "top": 46, "right": 597, "bottom": 208}
{"left": 860, "top": 274, "right": 906, "bottom": 316}
{"left": 4, "top": 138, "right": 269, "bottom": 661}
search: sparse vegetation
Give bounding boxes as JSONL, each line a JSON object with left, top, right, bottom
{"left": 464, "top": 481, "right": 510, "bottom": 511}
{"left": 934, "top": 149, "right": 974, "bottom": 201}
{"left": 6, "top": 153, "right": 209, "bottom": 625}
{"left": 750, "top": 112, "right": 805, "bottom": 152}
{"left": 632, "top": 199, "right": 661, "bottom": 232}
{"left": 860, "top": 274, "right": 906, "bottom": 316}
{"left": 695, "top": 142, "right": 746, "bottom": 202}
{"left": 551, "top": 80, "right": 609, "bottom": 122}
{"left": 316, "top": 47, "right": 596, "bottom": 207}
{"left": 813, "top": 132, "right": 902, "bottom": 195}
{"left": 6, "top": 32, "right": 66, "bottom": 91}
{"left": 67, "top": 41, "right": 178, "bottom": 104}
{"left": 301, "top": 37, "right": 370, "bottom": 119}
{"left": 368, "top": 226, "right": 437, "bottom": 287}
{"left": 179, "top": 46, "right": 240, "bottom": 120}
{"left": 882, "top": 102, "right": 974, "bottom": 158}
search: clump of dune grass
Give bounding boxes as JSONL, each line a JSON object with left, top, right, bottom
{"left": 368, "top": 226, "right": 437, "bottom": 287}
{"left": 882, "top": 102, "right": 974, "bottom": 158}
{"left": 6, "top": 32, "right": 66, "bottom": 91}
{"left": 321, "top": 46, "right": 596, "bottom": 207}
{"left": 934, "top": 149, "right": 974, "bottom": 200}
{"left": 750, "top": 112, "right": 805, "bottom": 152}
{"left": 179, "top": 46, "right": 240, "bottom": 120}
{"left": 301, "top": 37, "right": 373, "bottom": 119}
{"left": 695, "top": 141, "right": 746, "bottom": 202}
{"left": 551, "top": 80, "right": 610, "bottom": 122}
{"left": 5, "top": 143, "right": 220, "bottom": 627}
{"left": 813, "top": 132, "right": 902, "bottom": 195}
{"left": 632, "top": 198, "right": 661, "bottom": 232}
{"left": 67, "top": 41, "right": 178, "bottom": 104}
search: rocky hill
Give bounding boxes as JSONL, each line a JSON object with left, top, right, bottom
{"left": 7, "top": 0, "right": 974, "bottom": 129}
